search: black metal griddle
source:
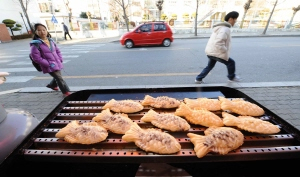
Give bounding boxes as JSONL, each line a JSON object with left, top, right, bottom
{"left": 1, "top": 86, "right": 300, "bottom": 177}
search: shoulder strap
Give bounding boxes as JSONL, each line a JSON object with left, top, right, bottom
{"left": 32, "top": 43, "right": 41, "bottom": 51}
{"left": 49, "top": 38, "right": 57, "bottom": 47}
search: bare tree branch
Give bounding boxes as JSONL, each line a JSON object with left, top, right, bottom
{"left": 16, "top": 0, "right": 34, "bottom": 33}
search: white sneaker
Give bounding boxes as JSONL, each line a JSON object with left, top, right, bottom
{"left": 195, "top": 79, "right": 205, "bottom": 84}
{"left": 228, "top": 76, "right": 242, "bottom": 82}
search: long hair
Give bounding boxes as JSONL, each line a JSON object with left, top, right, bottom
{"left": 32, "top": 23, "right": 52, "bottom": 40}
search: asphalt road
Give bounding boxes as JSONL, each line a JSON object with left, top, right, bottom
{"left": 0, "top": 37, "right": 299, "bottom": 92}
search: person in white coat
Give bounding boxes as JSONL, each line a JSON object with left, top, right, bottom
{"left": 195, "top": 11, "right": 241, "bottom": 84}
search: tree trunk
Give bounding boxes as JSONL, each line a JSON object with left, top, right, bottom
{"left": 69, "top": 11, "right": 73, "bottom": 31}
{"left": 158, "top": 10, "right": 161, "bottom": 21}
{"left": 9, "top": 28, "right": 14, "bottom": 36}
{"left": 194, "top": 0, "right": 199, "bottom": 36}
{"left": 240, "top": 10, "right": 247, "bottom": 29}
{"left": 262, "top": 0, "right": 278, "bottom": 35}
{"left": 287, "top": 12, "right": 296, "bottom": 29}
{"left": 122, "top": 0, "right": 129, "bottom": 32}
{"left": 19, "top": 0, "right": 34, "bottom": 33}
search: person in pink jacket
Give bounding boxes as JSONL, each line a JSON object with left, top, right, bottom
{"left": 30, "top": 23, "right": 71, "bottom": 97}
{"left": 195, "top": 11, "right": 241, "bottom": 84}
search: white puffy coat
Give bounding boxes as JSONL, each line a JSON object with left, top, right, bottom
{"left": 205, "top": 22, "right": 232, "bottom": 61}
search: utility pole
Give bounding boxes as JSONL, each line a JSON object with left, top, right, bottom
{"left": 50, "top": 0, "right": 58, "bottom": 42}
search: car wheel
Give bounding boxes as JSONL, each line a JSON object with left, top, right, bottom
{"left": 125, "top": 40, "right": 134, "bottom": 48}
{"left": 162, "top": 39, "right": 171, "bottom": 47}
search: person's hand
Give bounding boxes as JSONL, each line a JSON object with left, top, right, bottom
{"left": 0, "top": 72, "right": 9, "bottom": 84}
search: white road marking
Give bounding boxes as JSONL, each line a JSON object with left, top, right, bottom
{"left": 8, "top": 60, "right": 70, "bottom": 66}
{"left": 5, "top": 76, "right": 36, "bottom": 82}
{"left": 0, "top": 55, "right": 27, "bottom": 58}
{"left": 68, "top": 48, "right": 92, "bottom": 50}
{"left": 63, "top": 55, "right": 79, "bottom": 58}
{"left": 61, "top": 51, "right": 89, "bottom": 53}
{"left": 0, "top": 68, "right": 37, "bottom": 72}
{"left": 0, "top": 60, "right": 13, "bottom": 63}
{"left": 9, "top": 61, "right": 31, "bottom": 65}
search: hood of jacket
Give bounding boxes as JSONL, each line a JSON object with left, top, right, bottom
{"left": 212, "top": 22, "right": 232, "bottom": 33}
{"left": 30, "top": 38, "right": 54, "bottom": 46}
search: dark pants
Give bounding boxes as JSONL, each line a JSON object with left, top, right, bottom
{"left": 64, "top": 32, "right": 72, "bottom": 40}
{"left": 48, "top": 70, "right": 70, "bottom": 94}
{"left": 196, "top": 55, "right": 236, "bottom": 81}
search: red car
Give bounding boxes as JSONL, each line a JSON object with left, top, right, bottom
{"left": 120, "top": 21, "right": 174, "bottom": 48}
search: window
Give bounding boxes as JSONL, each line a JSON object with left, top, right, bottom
{"left": 154, "top": 24, "right": 166, "bottom": 31}
{"left": 139, "top": 24, "right": 152, "bottom": 32}
{"left": 39, "top": 3, "right": 50, "bottom": 13}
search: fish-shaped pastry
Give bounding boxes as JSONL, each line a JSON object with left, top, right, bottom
{"left": 219, "top": 96, "right": 265, "bottom": 116}
{"left": 184, "top": 98, "right": 221, "bottom": 111}
{"left": 141, "top": 95, "right": 180, "bottom": 108}
{"left": 222, "top": 112, "right": 280, "bottom": 134}
{"left": 141, "top": 109, "right": 190, "bottom": 131}
{"left": 92, "top": 108, "right": 134, "bottom": 134}
{"left": 102, "top": 99, "right": 144, "bottom": 113}
{"left": 174, "top": 102, "right": 224, "bottom": 127}
{"left": 187, "top": 126, "right": 244, "bottom": 158}
{"left": 55, "top": 120, "right": 108, "bottom": 144}
{"left": 122, "top": 122, "right": 181, "bottom": 154}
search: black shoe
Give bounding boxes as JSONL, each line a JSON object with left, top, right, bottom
{"left": 46, "top": 84, "right": 58, "bottom": 91}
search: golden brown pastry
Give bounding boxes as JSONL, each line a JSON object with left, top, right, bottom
{"left": 92, "top": 108, "right": 134, "bottom": 134}
{"left": 187, "top": 126, "right": 244, "bottom": 158}
{"left": 174, "top": 102, "right": 224, "bottom": 127}
{"left": 141, "top": 95, "right": 180, "bottom": 108}
{"left": 219, "top": 96, "right": 265, "bottom": 116}
{"left": 122, "top": 122, "right": 181, "bottom": 154}
{"left": 102, "top": 99, "right": 144, "bottom": 113}
{"left": 222, "top": 112, "right": 280, "bottom": 134}
{"left": 55, "top": 120, "right": 108, "bottom": 144}
{"left": 141, "top": 109, "right": 190, "bottom": 131}
{"left": 184, "top": 98, "right": 221, "bottom": 111}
